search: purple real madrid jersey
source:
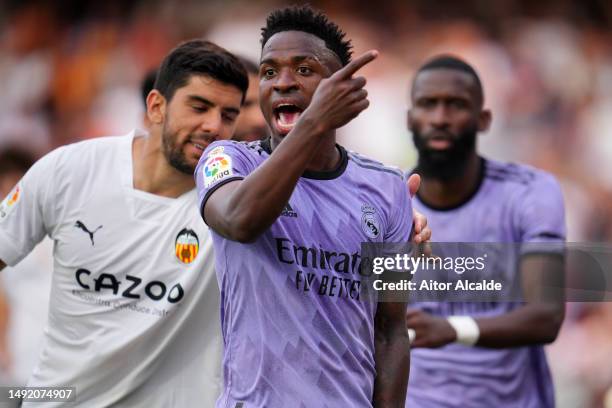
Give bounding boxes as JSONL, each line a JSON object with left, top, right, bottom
{"left": 407, "top": 158, "right": 566, "bottom": 408}
{"left": 195, "top": 139, "right": 413, "bottom": 408}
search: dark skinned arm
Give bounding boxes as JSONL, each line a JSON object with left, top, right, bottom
{"left": 203, "top": 51, "right": 377, "bottom": 242}
{"left": 474, "top": 253, "right": 565, "bottom": 347}
{"left": 203, "top": 119, "right": 325, "bottom": 243}
{"left": 373, "top": 301, "right": 410, "bottom": 407}
{"left": 407, "top": 253, "right": 565, "bottom": 348}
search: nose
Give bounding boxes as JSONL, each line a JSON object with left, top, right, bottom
{"left": 429, "top": 104, "right": 450, "bottom": 129}
{"left": 199, "top": 111, "right": 223, "bottom": 139}
{"left": 273, "top": 68, "right": 299, "bottom": 93}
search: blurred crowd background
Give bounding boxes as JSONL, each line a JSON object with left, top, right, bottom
{"left": 0, "top": 0, "right": 611, "bottom": 406}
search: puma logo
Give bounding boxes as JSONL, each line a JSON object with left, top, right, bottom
{"left": 74, "top": 221, "right": 103, "bottom": 246}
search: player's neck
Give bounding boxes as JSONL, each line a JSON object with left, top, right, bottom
{"left": 132, "top": 133, "right": 194, "bottom": 198}
{"left": 417, "top": 153, "right": 483, "bottom": 210}
{"left": 307, "top": 135, "right": 341, "bottom": 173}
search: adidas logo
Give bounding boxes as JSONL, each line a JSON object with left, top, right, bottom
{"left": 281, "top": 203, "right": 298, "bottom": 218}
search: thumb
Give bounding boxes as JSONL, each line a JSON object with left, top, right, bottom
{"left": 407, "top": 173, "right": 421, "bottom": 198}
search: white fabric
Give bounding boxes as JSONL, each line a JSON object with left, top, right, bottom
{"left": 0, "top": 131, "right": 221, "bottom": 407}
{"left": 447, "top": 316, "right": 480, "bottom": 346}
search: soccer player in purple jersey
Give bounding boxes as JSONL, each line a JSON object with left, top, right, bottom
{"left": 197, "top": 5, "right": 415, "bottom": 408}
{"left": 405, "top": 56, "right": 566, "bottom": 407}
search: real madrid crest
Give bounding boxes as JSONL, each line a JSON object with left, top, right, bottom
{"left": 361, "top": 204, "right": 381, "bottom": 239}
{"left": 175, "top": 228, "right": 199, "bottom": 264}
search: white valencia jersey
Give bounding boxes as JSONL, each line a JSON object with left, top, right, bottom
{"left": 0, "top": 131, "right": 221, "bottom": 407}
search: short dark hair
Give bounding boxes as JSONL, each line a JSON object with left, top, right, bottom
{"left": 0, "top": 146, "right": 37, "bottom": 176}
{"left": 141, "top": 68, "right": 158, "bottom": 108}
{"left": 261, "top": 5, "right": 353, "bottom": 66}
{"left": 155, "top": 40, "right": 248, "bottom": 103}
{"left": 415, "top": 55, "right": 484, "bottom": 104}
{"left": 238, "top": 56, "right": 259, "bottom": 76}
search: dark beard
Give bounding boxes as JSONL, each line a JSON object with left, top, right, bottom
{"left": 412, "top": 129, "right": 477, "bottom": 180}
{"left": 162, "top": 126, "right": 194, "bottom": 175}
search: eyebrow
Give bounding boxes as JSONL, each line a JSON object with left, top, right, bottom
{"left": 187, "top": 95, "right": 214, "bottom": 106}
{"left": 260, "top": 55, "right": 319, "bottom": 66}
{"left": 188, "top": 95, "right": 240, "bottom": 115}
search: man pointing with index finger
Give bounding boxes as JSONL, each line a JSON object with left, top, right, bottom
{"left": 196, "top": 5, "right": 412, "bottom": 408}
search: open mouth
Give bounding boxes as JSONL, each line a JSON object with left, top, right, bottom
{"left": 273, "top": 104, "right": 303, "bottom": 134}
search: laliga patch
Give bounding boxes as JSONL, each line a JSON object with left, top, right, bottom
{"left": 203, "top": 153, "right": 233, "bottom": 188}
{"left": 175, "top": 228, "right": 199, "bottom": 264}
{"left": 0, "top": 183, "right": 21, "bottom": 221}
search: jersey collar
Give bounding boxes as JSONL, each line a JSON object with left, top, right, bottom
{"left": 260, "top": 138, "right": 348, "bottom": 180}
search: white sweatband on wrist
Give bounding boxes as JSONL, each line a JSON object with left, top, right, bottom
{"left": 407, "top": 328, "right": 416, "bottom": 344}
{"left": 447, "top": 316, "right": 480, "bottom": 346}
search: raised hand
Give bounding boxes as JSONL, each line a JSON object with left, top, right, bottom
{"left": 300, "top": 50, "right": 378, "bottom": 135}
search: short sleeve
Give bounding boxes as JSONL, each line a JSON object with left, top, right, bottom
{"left": 384, "top": 175, "right": 413, "bottom": 242}
{"left": 517, "top": 173, "right": 566, "bottom": 254}
{"left": 194, "top": 141, "right": 257, "bottom": 219}
{"left": 0, "top": 148, "right": 61, "bottom": 266}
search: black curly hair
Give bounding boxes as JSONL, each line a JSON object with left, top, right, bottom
{"left": 261, "top": 5, "right": 353, "bottom": 66}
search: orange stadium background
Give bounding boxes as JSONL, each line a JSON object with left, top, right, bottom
{"left": 0, "top": 0, "right": 611, "bottom": 407}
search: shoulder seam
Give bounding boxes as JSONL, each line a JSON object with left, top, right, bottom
{"left": 485, "top": 165, "right": 536, "bottom": 185}
{"left": 348, "top": 153, "right": 403, "bottom": 178}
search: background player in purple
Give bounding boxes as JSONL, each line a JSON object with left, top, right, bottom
{"left": 405, "top": 56, "right": 566, "bottom": 407}
{"left": 197, "top": 5, "right": 414, "bottom": 407}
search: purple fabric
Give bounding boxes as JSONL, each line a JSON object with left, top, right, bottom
{"left": 196, "top": 139, "right": 413, "bottom": 408}
{"left": 407, "top": 158, "right": 566, "bottom": 408}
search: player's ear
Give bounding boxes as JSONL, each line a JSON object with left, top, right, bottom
{"left": 147, "top": 90, "right": 167, "bottom": 125}
{"left": 478, "top": 109, "right": 491, "bottom": 133}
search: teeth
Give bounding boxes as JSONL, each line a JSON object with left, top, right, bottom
{"left": 193, "top": 143, "right": 204, "bottom": 150}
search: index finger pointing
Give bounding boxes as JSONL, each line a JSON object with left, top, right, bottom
{"left": 334, "top": 50, "right": 378, "bottom": 80}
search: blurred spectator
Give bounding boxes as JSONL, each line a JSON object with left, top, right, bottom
{"left": 232, "top": 56, "right": 268, "bottom": 142}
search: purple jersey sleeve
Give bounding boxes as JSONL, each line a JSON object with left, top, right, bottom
{"left": 195, "top": 141, "right": 256, "bottom": 220}
{"left": 384, "top": 175, "right": 413, "bottom": 242}
{"left": 516, "top": 172, "right": 566, "bottom": 253}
